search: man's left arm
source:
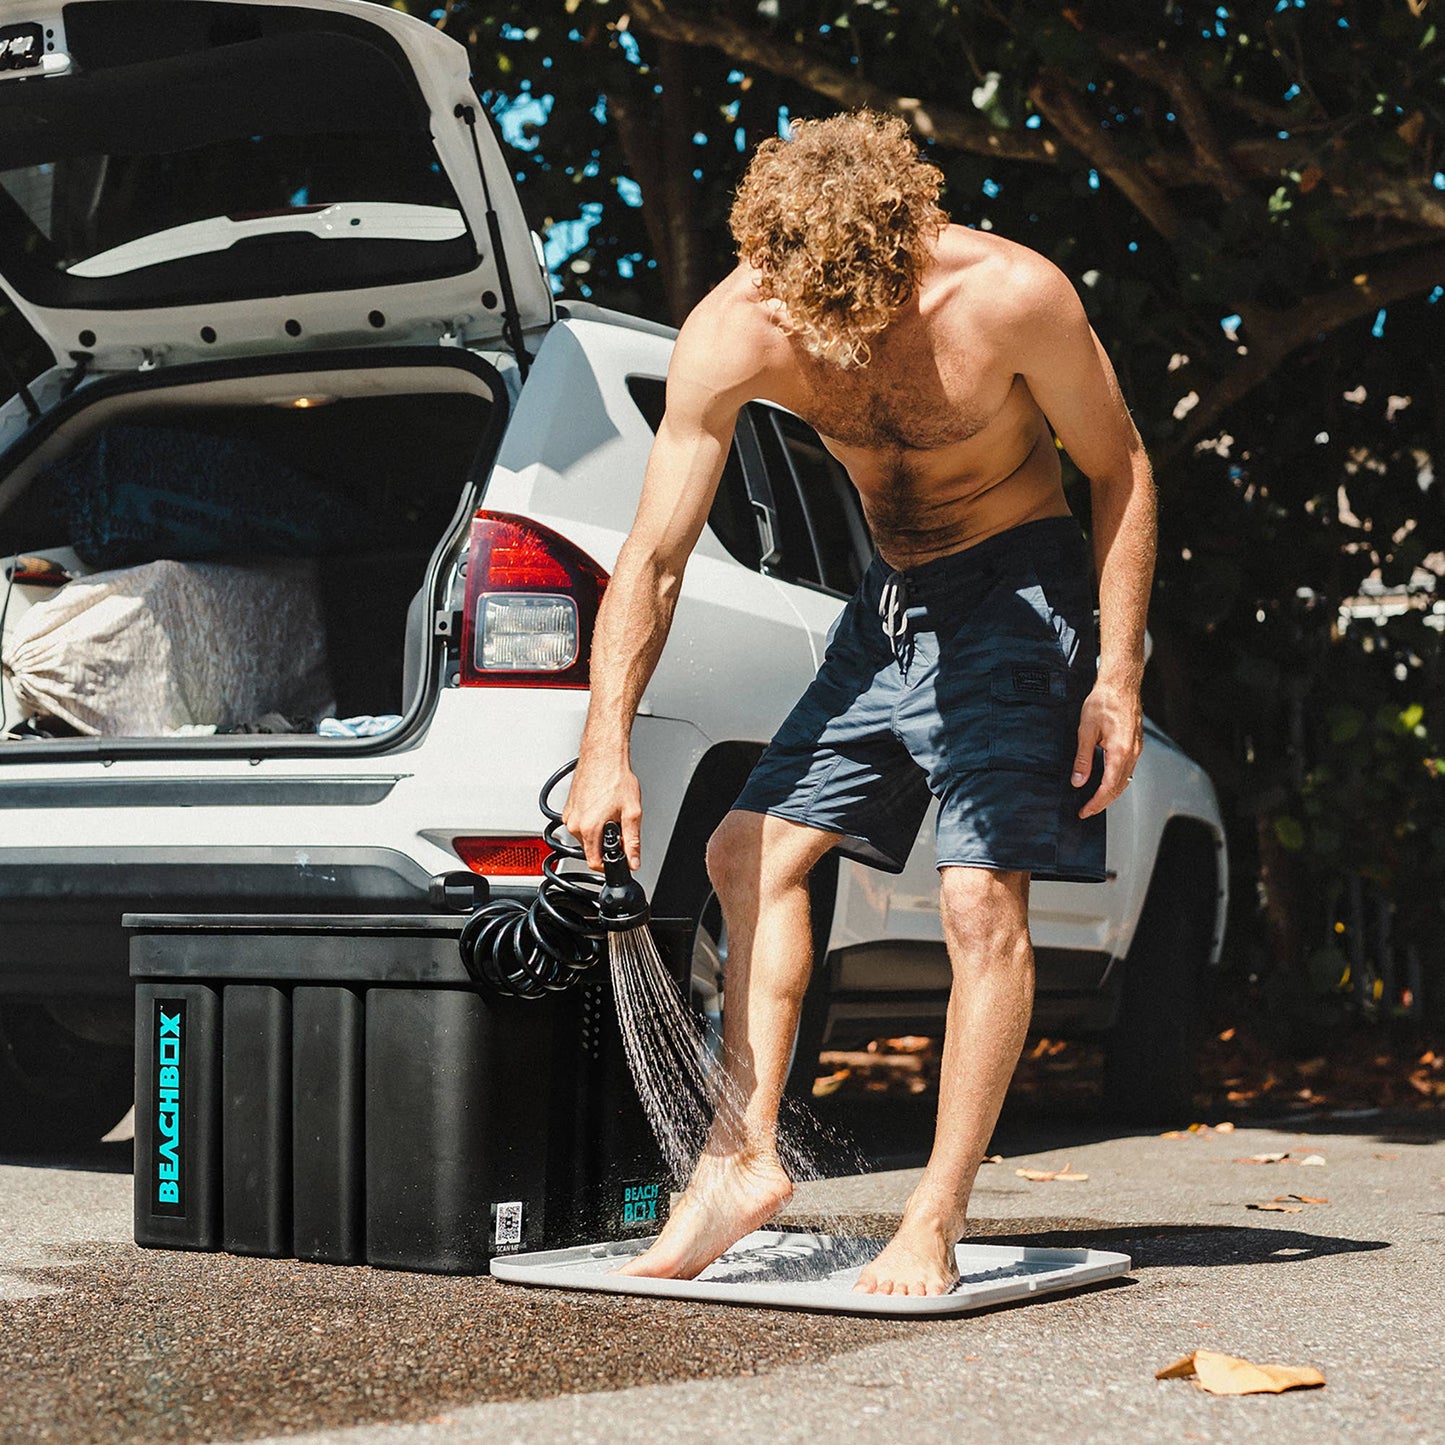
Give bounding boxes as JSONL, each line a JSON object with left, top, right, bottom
{"left": 1012, "top": 261, "right": 1157, "bottom": 819}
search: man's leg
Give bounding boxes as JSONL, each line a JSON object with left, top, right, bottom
{"left": 855, "top": 866, "right": 1034, "bottom": 1296}
{"left": 617, "top": 808, "right": 841, "bottom": 1279}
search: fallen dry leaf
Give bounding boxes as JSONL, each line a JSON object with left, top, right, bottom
{"left": 1373, "top": 1152, "right": 1399, "bottom": 1161}
{"left": 1015, "top": 1162, "right": 1089, "bottom": 1183}
{"left": 1299, "top": 1154, "right": 1327, "bottom": 1167}
{"left": 1214, "top": 1121, "right": 1236, "bottom": 1133}
{"left": 1157, "top": 1350, "right": 1325, "bottom": 1396}
{"left": 1247, "top": 1202, "right": 1302, "bottom": 1212}
{"left": 979, "top": 1154, "right": 1004, "bottom": 1165}
{"left": 1277, "top": 1194, "right": 1328, "bottom": 1205}
{"left": 810, "top": 1069, "right": 851, "bottom": 1098}
{"left": 1236, "top": 1153, "right": 1291, "bottom": 1164}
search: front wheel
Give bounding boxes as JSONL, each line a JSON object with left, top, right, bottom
{"left": 1101, "top": 826, "right": 1220, "bottom": 1125}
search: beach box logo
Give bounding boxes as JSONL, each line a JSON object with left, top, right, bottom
{"left": 152, "top": 1000, "right": 186, "bottom": 1216}
{"left": 621, "top": 1180, "right": 661, "bottom": 1225}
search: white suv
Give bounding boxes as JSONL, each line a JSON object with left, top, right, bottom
{"left": 0, "top": 0, "right": 1226, "bottom": 1143}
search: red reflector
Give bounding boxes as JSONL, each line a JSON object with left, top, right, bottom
{"left": 452, "top": 836, "right": 551, "bottom": 876}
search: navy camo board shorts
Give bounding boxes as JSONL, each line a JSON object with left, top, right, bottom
{"left": 732, "top": 514, "right": 1108, "bottom": 882}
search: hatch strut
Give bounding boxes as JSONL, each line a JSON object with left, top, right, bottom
{"left": 0, "top": 348, "right": 39, "bottom": 423}
{"left": 455, "top": 102, "right": 532, "bottom": 382}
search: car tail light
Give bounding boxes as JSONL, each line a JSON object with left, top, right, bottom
{"left": 453, "top": 836, "right": 551, "bottom": 875}
{"left": 458, "top": 512, "right": 608, "bottom": 688}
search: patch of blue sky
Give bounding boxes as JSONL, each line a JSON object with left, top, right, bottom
{"left": 592, "top": 96, "right": 607, "bottom": 124}
{"left": 1433, "top": 172, "right": 1445, "bottom": 191}
{"left": 1025, "top": 114, "right": 1041, "bottom": 129}
{"left": 1087, "top": 169, "right": 1100, "bottom": 191}
{"left": 778, "top": 105, "right": 791, "bottom": 137}
{"left": 1372, "top": 308, "right": 1387, "bottom": 339}
{"left": 568, "top": 28, "right": 583, "bottom": 42}
{"left": 1128, "top": 241, "right": 1138, "bottom": 252}
{"left": 982, "top": 177, "right": 1000, "bottom": 199}
{"left": 1220, "top": 312, "right": 1242, "bottom": 333}
{"left": 583, "top": 159, "right": 599, "bottom": 178}
{"left": 727, "top": 69, "right": 745, "bottom": 84}
{"left": 693, "top": 131, "right": 707, "bottom": 145}
{"left": 736, "top": 127, "right": 747, "bottom": 152}
{"left": 495, "top": 92, "right": 553, "bottom": 151}
{"left": 1284, "top": 84, "right": 1300, "bottom": 100}
{"left": 617, "top": 176, "right": 643, "bottom": 207}
{"left": 1428, "top": 286, "right": 1443, "bottom": 304}
{"left": 618, "top": 29, "right": 641, "bottom": 65}
{"left": 499, "top": 22, "right": 528, "bottom": 41}
{"left": 289, "top": 187, "right": 309, "bottom": 207}
{"left": 543, "top": 201, "right": 605, "bottom": 281}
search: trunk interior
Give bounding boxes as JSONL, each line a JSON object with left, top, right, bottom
{"left": 0, "top": 359, "right": 497, "bottom": 748}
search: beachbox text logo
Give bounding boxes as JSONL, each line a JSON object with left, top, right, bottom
{"left": 622, "top": 1182, "right": 660, "bottom": 1225}
{"left": 153, "top": 1000, "right": 185, "bottom": 1216}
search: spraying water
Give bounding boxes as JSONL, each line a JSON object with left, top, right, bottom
{"left": 456, "top": 759, "right": 867, "bottom": 1240}
{"left": 606, "top": 921, "right": 867, "bottom": 1226}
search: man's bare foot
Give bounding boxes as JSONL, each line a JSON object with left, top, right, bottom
{"left": 853, "top": 1210, "right": 961, "bottom": 1297}
{"left": 615, "top": 1148, "right": 792, "bottom": 1280}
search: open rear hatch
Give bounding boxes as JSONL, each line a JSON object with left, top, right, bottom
{"left": 0, "top": 0, "right": 552, "bottom": 370}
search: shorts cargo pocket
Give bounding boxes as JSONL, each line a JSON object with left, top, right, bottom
{"left": 988, "top": 658, "right": 1071, "bottom": 773}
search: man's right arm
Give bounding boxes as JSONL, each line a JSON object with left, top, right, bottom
{"left": 565, "top": 298, "right": 757, "bottom": 870}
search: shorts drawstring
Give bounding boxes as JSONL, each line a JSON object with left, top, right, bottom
{"left": 878, "top": 569, "right": 921, "bottom": 673}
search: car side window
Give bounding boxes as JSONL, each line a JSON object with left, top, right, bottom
{"left": 748, "top": 405, "right": 872, "bottom": 597}
{"left": 625, "top": 376, "right": 761, "bottom": 571}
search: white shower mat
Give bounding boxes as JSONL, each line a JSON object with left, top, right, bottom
{"left": 490, "top": 1230, "right": 1131, "bottom": 1317}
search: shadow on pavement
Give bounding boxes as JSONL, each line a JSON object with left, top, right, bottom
{"left": 975, "top": 1220, "right": 1392, "bottom": 1269}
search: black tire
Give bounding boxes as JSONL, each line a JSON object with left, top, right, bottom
{"left": 1101, "top": 824, "right": 1221, "bottom": 1125}
{"left": 0, "top": 998, "right": 134, "bottom": 1155}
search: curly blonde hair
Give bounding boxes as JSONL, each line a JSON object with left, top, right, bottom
{"left": 729, "top": 110, "right": 948, "bottom": 369}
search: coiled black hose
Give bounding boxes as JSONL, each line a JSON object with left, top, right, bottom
{"left": 457, "top": 758, "right": 650, "bottom": 999}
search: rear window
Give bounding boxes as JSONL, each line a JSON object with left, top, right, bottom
{"left": 0, "top": 1, "right": 476, "bottom": 309}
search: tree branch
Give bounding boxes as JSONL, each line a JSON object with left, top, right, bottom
{"left": 623, "top": 0, "right": 1444, "bottom": 247}
{"left": 608, "top": 87, "right": 673, "bottom": 281}
{"left": 1029, "top": 68, "right": 1184, "bottom": 240}
{"left": 623, "top": 0, "right": 1060, "bottom": 165}
{"left": 1098, "top": 38, "right": 1247, "bottom": 202}
{"left": 1171, "top": 243, "right": 1445, "bottom": 456}
{"left": 627, "top": 0, "right": 1194, "bottom": 238}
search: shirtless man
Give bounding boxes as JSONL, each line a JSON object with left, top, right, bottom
{"left": 564, "top": 110, "right": 1155, "bottom": 1296}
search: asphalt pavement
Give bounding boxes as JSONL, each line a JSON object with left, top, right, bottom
{"left": 2, "top": 1100, "right": 1441, "bottom": 1445}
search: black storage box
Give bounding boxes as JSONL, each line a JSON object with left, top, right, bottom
{"left": 127, "top": 912, "right": 684, "bottom": 1273}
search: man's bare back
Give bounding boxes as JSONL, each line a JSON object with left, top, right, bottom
{"left": 697, "top": 224, "right": 1073, "bottom": 568}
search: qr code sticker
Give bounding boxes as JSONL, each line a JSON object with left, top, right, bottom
{"left": 494, "top": 1201, "right": 524, "bottom": 1247}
